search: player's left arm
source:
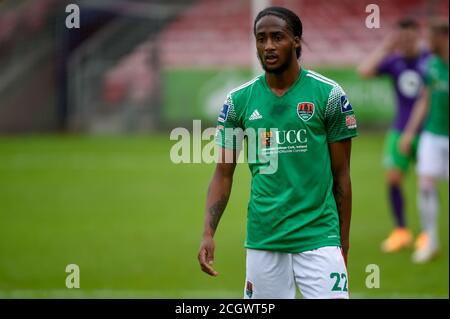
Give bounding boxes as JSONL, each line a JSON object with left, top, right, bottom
{"left": 329, "top": 139, "right": 352, "bottom": 266}
{"left": 325, "top": 84, "right": 357, "bottom": 266}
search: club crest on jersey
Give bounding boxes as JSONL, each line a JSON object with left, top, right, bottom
{"left": 340, "top": 95, "right": 353, "bottom": 113}
{"left": 297, "top": 102, "right": 315, "bottom": 121}
{"left": 218, "top": 104, "right": 229, "bottom": 123}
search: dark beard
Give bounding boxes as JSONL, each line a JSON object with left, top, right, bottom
{"left": 261, "top": 50, "right": 294, "bottom": 74}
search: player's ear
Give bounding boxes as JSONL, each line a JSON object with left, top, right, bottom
{"left": 293, "top": 36, "right": 301, "bottom": 50}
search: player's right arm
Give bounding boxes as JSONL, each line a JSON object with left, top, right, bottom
{"left": 198, "top": 148, "right": 238, "bottom": 276}
{"left": 198, "top": 93, "right": 243, "bottom": 276}
{"left": 399, "top": 87, "right": 430, "bottom": 154}
{"left": 357, "top": 31, "right": 398, "bottom": 78}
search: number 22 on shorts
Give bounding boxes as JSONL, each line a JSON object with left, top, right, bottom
{"left": 330, "top": 272, "right": 348, "bottom": 292}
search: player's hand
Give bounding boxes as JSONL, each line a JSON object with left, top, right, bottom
{"left": 399, "top": 132, "right": 413, "bottom": 155}
{"left": 198, "top": 235, "right": 219, "bottom": 276}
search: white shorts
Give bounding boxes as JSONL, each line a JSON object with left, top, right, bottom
{"left": 244, "top": 246, "right": 349, "bottom": 299}
{"left": 417, "top": 131, "right": 449, "bottom": 180}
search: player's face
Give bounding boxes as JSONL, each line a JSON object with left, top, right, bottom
{"left": 255, "top": 15, "right": 300, "bottom": 74}
{"left": 397, "top": 28, "right": 419, "bottom": 57}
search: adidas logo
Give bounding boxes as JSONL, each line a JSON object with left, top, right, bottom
{"left": 249, "top": 109, "right": 263, "bottom": 120}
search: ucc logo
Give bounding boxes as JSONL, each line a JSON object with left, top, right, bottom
{"left": 261, "top": 129, "right": 308, "bottom": 146}
{"left": 275, "top": 129, "right": 308, "bottom": 145}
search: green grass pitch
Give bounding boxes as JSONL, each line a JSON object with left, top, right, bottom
{"left": 0, "top": 133, "right": 447, "bottom": 298}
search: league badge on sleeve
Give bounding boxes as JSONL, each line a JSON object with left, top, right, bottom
{"left": 340, "top": 95, "right": 353, "bottom": 113}
{"left": 218, "top": 103, "right": 230, "bottom": 123}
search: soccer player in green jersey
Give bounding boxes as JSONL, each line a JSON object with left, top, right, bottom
{"left": 400, "top": 19, "right": 449, "bottom": 264}
{"left": 198, "top": 7, "right": 358, "bottom": 298}
{"left": 357, "top": 19, "right": 429, "bottom": 254}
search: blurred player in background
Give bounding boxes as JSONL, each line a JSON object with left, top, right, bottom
{"left": 400, "top": 18, "right": 449, "bottom": 264}
{"left": 358, "top": 18, "right": 429, "bottom": 253}
{"left": 198, "top": 6, "right": 357, "bottom": 298}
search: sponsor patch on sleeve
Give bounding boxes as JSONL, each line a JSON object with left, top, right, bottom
{"left": 346, "top": 114, "right": 357, "bottom": 129}
{"left": 340, "top": 95, "right": 353, "bottom": 113}
{"left": 218, "top": 103, "right": 230, "bottom": 123}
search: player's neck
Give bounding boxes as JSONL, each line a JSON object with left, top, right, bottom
{"left": 265, "top": 62, "right": 300, "bottom": 96}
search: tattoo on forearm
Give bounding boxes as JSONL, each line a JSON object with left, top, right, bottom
{"left": 208, "top": 195, "right": 228, "bottom": 231}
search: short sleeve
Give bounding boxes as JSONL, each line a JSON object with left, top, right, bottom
{"left": 325, "top": 85, "right": 358, "bottom": 143}
{"left": 376, "top": 55, "right": 396, "bottom": 75}
{"left": 215, "top": 94, "right": 244, "bottom": 150}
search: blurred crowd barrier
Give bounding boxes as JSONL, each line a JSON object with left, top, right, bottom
{"left": 0, "top": 0, "right": 448, "bottom": 133}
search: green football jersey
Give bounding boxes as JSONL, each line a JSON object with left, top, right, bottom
{"left": 424, "top": 55, "right": 449, "bottom": 136}
{"left": 215, "top": 67, "right": 358, "bottom": 253}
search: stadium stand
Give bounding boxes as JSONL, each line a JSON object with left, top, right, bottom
{"left": 155, "top": 0, "right": 448, "bottom": 67}
{"left": 0, "top": 0, "right": 448, "bottom": 132}
{"left": 158, "top": 0, "right": 252, "bottom": 67}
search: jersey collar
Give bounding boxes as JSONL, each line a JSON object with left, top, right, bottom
{"left": 261, "top": 67, "right": 306, "bottom": 99}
